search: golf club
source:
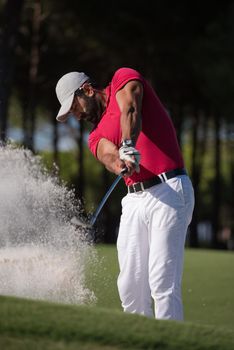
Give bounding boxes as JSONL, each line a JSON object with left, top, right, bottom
{"left": 71, "top": 168, "right": 127, "bottom": 229}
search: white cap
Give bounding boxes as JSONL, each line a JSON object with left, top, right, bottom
{"left": 55, "top": 71, "right": 90, "bottom": 121}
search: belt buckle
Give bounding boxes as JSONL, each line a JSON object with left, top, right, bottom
{"left": 133, "top": 182, "right": 145, "bottom": 192}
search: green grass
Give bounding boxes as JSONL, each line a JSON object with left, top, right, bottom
{"left": 87, "top": 246, "right": 234, "bottom": 330}
{"left": 0, "top": 296, "right": 234, "bottom": 350}
{"left": 183, "top": 249, "right": 234, "bottom": 329}
{"left": 1, "top": 247, "right": 234, "bottom": 349}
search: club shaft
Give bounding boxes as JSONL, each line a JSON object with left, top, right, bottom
{"left": 90, "top": 174, "right": 123, "bottom": 226}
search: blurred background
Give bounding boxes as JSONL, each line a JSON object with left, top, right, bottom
{"left": 0, "top": 0, "right": 233, "bottom": 248}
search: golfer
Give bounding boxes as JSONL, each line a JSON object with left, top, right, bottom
{"left": 55, "top": 67, "right": 194, "bottom": 320}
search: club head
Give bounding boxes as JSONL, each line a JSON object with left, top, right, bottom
{"left": 71, "top": 216, "right": 92, "bottom": 230}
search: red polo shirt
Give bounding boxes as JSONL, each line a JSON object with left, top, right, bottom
{"left": 88, "top": 68, "right": 184, "bottom": 186}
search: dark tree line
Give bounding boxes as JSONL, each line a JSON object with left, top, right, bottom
{"left": 0, "top": 0, "right": 234, "bottom": 246}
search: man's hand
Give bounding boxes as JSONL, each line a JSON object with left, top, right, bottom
{"left": 119, "top": 144, "right": 141, "bottom": 173}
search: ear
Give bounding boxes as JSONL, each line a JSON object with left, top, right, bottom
{"left": 82, "top": 83, "right": 94, "bottom": 96}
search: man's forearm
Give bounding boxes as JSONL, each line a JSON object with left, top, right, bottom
{"left": 97, "top": 138, "right": 125, "bottom": 175}
{"left": 120, "top": 108, "right": 142, "bottom": 145}
{"left": 101, "top": 153, "right": 120, "bottom": 173}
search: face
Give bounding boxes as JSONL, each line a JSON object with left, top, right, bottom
{"left": 69, "top": 92, "right": 101, "bottom": 125}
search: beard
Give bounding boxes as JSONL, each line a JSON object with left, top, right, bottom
{"left": 80, "top": 95, "right": 102, "bottom": 125}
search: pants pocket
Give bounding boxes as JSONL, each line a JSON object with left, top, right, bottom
{"left": 181, "top": 177, "right": 195, "bottom": 225}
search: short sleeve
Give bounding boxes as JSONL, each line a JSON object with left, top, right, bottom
{"left": 88, "top": 129, "right": 102, "bottom": 158}
{"left": 112, "top": 68, "right": 144, "bottom": 93}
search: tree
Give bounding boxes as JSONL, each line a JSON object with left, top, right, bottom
{"left": 0, "top": 0, "right": 24, "bottom": 141}
{"left": 191, "top": 3, "right": 234, "bottom": 247}
{"left": 22, "top": 0, "right": 42, "bottom": 151}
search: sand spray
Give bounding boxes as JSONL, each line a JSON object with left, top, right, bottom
{"left": 0, "top": 144, "right": 96, "bottom": 304}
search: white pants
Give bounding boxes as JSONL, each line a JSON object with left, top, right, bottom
{"left": 117, "top": 175, "right": 194, "bottom": 320}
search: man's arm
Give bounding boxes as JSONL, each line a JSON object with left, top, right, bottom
{"left": 96, "top": 80, "right": 143, "bottom": 176}
{"left": 116, "top": 80, "right": 143, "bottom": 144}
{"left": 116, "top": 80, "right": 143, "bottom": 173}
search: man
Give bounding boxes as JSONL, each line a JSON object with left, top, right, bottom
{"left": 55, "top": 67, "right": 194, "bottom": 320}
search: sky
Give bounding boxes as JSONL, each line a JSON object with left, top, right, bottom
{"left": 7, "top": 118, "right": 89, "bottom": 151}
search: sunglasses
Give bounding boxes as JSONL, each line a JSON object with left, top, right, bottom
{"left": 74, "top": 83, "right": 92, "bottom": 96}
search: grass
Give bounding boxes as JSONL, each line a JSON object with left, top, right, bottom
{"left": 87, "top": 246, "right": 234, "bottom": 330}
{"left": 0, "top": 296, "right": 234, "bottom": 350}
{"left": 183, "top": 249, "right": 234, "bottom": 329}
{"left": 1, "top": 247, "right": 234, "bottom": 349}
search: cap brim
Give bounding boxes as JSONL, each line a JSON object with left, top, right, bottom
{"left": 56, "top": 94, "right": 74, "bottom": 122}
